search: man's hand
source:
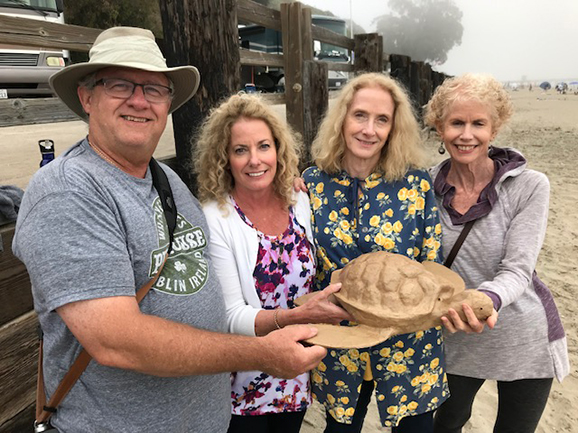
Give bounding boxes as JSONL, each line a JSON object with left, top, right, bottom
{"left": 258, "top": 325, "right": 326, "bottom": 378}
{"left": 441, "top": 303, "right": 499, "bottom": 334}
{"left": 293, "top": 177, "right": 307, "bottom": 193}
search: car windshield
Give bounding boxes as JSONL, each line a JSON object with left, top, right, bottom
{"left": 0, "top": 0, "right": 58, "bottom": 13}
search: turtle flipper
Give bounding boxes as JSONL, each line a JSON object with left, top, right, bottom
{"left": 298, "top": 324, "right": 393, "bottom": 349}
{"left": 330, "top": 269, "right": 343, "bottom": 284}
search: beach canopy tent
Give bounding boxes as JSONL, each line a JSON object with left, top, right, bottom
{"left": 539, "top": 81, "right": 551, "bottom": 90}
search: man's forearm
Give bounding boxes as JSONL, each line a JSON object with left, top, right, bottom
{"left": 95, "top": 313, "right": 273, "bottom": 376}
{"left": 58, "top": 296, "right": 325, "bottom": 379}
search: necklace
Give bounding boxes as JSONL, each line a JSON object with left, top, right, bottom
{"left": 88, "top": 138, "right": 124, "bottom": 171}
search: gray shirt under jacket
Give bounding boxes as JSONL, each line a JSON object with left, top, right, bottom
{"left": 429, "top": 147, "right": 569, "bottom": 382}
{"left": 13, "top": 138, "right": 230, "bottom": 432}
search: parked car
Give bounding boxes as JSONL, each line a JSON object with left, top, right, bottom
{"left": 0, "top": 0, "right": 68, "bottom": 98}
{"left": 328, "top": 70, "right": 347, "bottom": 90}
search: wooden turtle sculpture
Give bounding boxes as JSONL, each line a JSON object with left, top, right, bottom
{"left": 295, "top": 251, "right": 493, "bottom": 348}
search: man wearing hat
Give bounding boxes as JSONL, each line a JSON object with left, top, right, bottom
{"left": 13, "top": 27, "right": 325, "bottom": 432}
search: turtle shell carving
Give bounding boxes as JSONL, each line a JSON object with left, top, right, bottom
{"left": 295, "top": 251, "right": 493, "bottom": 348}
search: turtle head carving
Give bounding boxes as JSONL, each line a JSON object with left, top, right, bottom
{"left": 441, "top": 289, "right": 494, "bottom": 322}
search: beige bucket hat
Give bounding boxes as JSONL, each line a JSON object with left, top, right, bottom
{"left": 49, "top": 26, "right": 200, "bottom": 121}
{"left": 295, "top": 252, "right": 493, "bottom": 349}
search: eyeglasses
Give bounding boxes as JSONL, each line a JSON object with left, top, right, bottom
{"left": 94, "top": 78, "right": 174, "bottom": 103}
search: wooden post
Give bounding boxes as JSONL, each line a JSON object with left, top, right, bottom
{"left": 420, "top": 62, "right": 433, "bottom": 113}
{"left": 432, "top": 71, "right": 447, "bottom": 92}
{"left": 159, "top": 0, "right": 240, "bottom": 190}
{"left": 353, "top": 33, "right": 383, "bottom": 74}
{"left": 389, "top": 54, "right": 412, "bottom": 94}
{"left": 281, "top": 2, "right": 316, "bottom": 149}
{"left": 302, "top": 60, "right": 328, "bottom": 167}
{"left": 301, "top": 6, "right": 314, "bottom": 61}
{"left": 409, "top": 61, "right": 422, "bottom": 112}
{"left": 281, "top": 2, "right": 313, "bottom": 143}
{"left": 382, "top": 54, "right": 391, "bottom": 76}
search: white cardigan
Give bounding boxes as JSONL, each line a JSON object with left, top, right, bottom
{"left": 202, "top": 191, "right": 315, "bottom": 336}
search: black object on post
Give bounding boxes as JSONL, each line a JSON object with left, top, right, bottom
{"left": 39, "top": 139, "right": 55, "bottom": 167}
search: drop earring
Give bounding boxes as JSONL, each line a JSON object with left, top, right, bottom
{"left": 438, "top": 142, "right": 446, "bottom": 155}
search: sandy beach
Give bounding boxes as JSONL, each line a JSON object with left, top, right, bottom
{"left": 1, "top": 90, "right": 576, "bottom": 432}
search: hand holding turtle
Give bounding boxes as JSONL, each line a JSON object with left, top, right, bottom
{"left": 257, "top": 283, "right": 354, "bottom": 336}
{"left": 292, "top": 283, "right": 355, "bottom": 325}
{"left": 441, "top": 303, "right": 499, "bottom": 334}
{"left": 259, "top": 325, "right": 327, "bottom": 378}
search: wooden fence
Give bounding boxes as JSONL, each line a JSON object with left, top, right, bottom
{"left": 0, "top": 1, "right": 449, "bottom": 430}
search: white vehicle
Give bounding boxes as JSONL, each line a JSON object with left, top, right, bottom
{"left": 0, "top": 0, "right": 68, "bottom": 98}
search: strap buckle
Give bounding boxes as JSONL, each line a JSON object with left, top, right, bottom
{"left": 34, "top": 421, "right": 53, "bottom": 433}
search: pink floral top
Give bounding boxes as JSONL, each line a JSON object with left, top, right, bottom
{"left": 230, "top": 201, "right": 315, "bottom": 415}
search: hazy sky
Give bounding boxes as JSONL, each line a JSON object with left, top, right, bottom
{"left": 304, "top": 0, "right": 578, "bottom": 82}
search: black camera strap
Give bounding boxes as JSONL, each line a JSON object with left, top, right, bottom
{"left": 149, "top": 157, "right": 177, "bottom": 248}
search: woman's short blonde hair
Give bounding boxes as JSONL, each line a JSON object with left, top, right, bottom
{"left": 424, "top": 73, "right": 513, "bottom": 134}
{"left": 193, "top": 93, "right": 302, "bottom": 207}
{"left": 311, "top": 72, "right": 425, "bottom": 181}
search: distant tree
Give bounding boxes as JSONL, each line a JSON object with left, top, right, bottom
{"left": 375, "top": 0, "right": 463, "bottom": 64}
{"left": 63, "top": 0, "right": 162, "bottom": 36}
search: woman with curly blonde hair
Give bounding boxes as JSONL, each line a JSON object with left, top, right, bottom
{"left": 194, "top": 93, "right": 352, "bottom": 433}
{"left": 195, "top": 93, "right": 300, "bottom": 208}
{"left": 425, "top": 73, "right": 569, "bottom": 432}
{"left": 302, "top": 73, "right": 446, "bottom": 432}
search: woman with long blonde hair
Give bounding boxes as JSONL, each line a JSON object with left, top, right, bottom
{"left": 303, "top": 73, "right": 446, "bottom": 432}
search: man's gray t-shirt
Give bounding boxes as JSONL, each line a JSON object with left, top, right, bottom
{"left": 13, "top": 139, "right": 230, "bottom": 432}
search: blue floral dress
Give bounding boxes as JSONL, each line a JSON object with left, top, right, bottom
{"left": 303, "top": 166, "right": 449, "bottom": 428}
{"left": 230, "top": 201, "right": 315, "bottom": 415}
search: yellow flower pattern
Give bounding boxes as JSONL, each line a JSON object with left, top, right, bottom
{"left": 303, "top": 167, "right": 448, "bottom": 428}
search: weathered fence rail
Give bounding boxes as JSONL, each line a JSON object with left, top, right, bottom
{"left": 0, "top": 1, "right": 449, "bottom": 429}
{"left": 0, "top": 13, "right": 100, "bottom": 51}
{"left": 0, "top": 223, "right": 36, "bottom": 432}
{"left": 0, "top": 97, "right": 76, "bottom": 127}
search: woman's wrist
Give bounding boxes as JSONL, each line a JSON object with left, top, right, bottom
{"left": 273, "top": 308, "right": 283, "bottom": 329}
{"left": 274, "top": 306, "right": 301, "bottom": 329}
